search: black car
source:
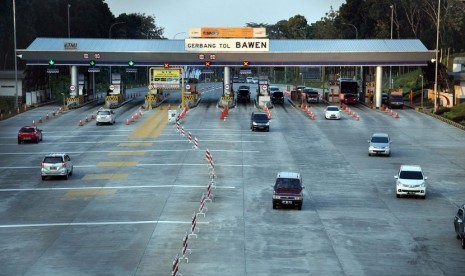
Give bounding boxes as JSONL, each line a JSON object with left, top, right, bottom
{"left": 250, "top": 112, "right": 269, "bottom": 131}
{"left": 237, "top": 89, "right": 251, "bottom": 103}
{"left": 271, "top": 91, "right": 284, "bottom": 104}
{"left": 454, "top": 204, "right": 465, "bottom": 249}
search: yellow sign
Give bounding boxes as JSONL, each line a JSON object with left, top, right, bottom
{"left": 183, "top": 95, "right": 197, "bottom": 101}
{"left": 189, "top": 27, "right": 267, "bottom": 38}
{"left": 149, "top": 67, "right": 181, "bottom": 89}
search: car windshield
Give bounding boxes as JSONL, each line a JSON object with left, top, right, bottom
{"left": 98, "top": 111, "right": 110, "bottom": 115}
{"left": 399, "top": 170, "right": 423, "bottom": 180}
{"left": 371, "top": 136, "right": 389, "bottom": 143}
{"left": 239, "top": 89, "right": 249, "bottom": 94}
{"left": 327, "top": 107, "right": 339, "bottom": 111}
{"left": 43, "top": 157, "right": 63, "bottom": 163}
{"left": 275, "top": 178, "right": 301, "bottom": 189}
{"left": 254, "top": 114, "right": 268, "bottom": 120}
{"left": 20, "top": 127, "right": 34, "bottom": 133}
{"left": 273, "top": 92, "right": 283, "bottom": 96}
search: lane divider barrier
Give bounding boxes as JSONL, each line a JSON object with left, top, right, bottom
{"left": 179, "top": 232, "right": 191, "bottom": 263}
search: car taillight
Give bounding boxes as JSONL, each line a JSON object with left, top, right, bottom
{"left": 41, "top": 162, "right": 45, "bottom": 168}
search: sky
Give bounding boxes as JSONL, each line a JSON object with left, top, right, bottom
{"left": 105, "top": 0, "right": 346, "bottom": 39}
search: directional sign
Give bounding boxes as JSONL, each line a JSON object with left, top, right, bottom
{"left": 47, "top": 68, "right": 59, "bottom": 74}
{"left": 88, "top": 67, "right": 100, "bottom": 73}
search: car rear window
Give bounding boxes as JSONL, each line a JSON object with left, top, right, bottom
{"left": 43, "top": 157, "right": 63, "bottom": 163}
{"left": 275, "top": 178, "right": 301, "bottom": 189}
{"left": 98, "top": 111, "right": 110, "bottom": 115}
{"left": 253, "top": 114, "right": 268, "bottom": 120}
{"left": 371, "top": 136, "right": 389, "bottom": 143}
{"left": 399, "top": 170, "right": 423, "bottom": 180}
{"left": 20, "top": 127, "right": 34, "bottom": 132}
{"left": 273, "top": 92, "right": 283, "bottom": 96}
{"left": 327, "top": 107, "right": 339, "bottom": 111}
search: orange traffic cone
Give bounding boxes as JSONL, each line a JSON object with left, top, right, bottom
{"left": 395, "top": 112, "right": 399, "bottom": 119}
{"left": 38, "top": 117, "right": 43, "bottom": 123}
{"left": 85, "top": 116, "right": 89, "bottom": 123}
{"left": 91, "top": 114, "right": 94, "bottom": 119}
{"left": 390, "top": 110, "right": 393, "bottom": 116}
{"left": 126, "top": 118, "right": 130, "bottom": 125}
{"left": 32, "top": 120, "right": 35, "bottom": 126}
{"left": 79, "top": 120, "right": 83, "bottom": 126}
{"left": 46, "top": 114, "right": 49, "bottom": 120}
{"left": 17, "top": 107, "right": 20, "bottom": 114}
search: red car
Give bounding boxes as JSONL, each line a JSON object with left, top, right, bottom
{"left": 18, "top": 126, "right": 43, "bottom": 144}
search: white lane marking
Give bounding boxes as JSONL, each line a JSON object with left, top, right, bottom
{"left": 0, "top": 149, "right": 260, "bottom": 155}
{"left": 0, "top": 163, "right": 251, "bottom": 169}
{"left": 0, "top": 184, "right": 236, "bottom": 192}
{"left": 0, "top": 220, "right": 210, "bottom": 228}
{"left": 0, "top": 140, "right": 264, "bottom": 145}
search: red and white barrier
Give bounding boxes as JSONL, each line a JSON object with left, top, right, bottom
{"left": 189, "top": 212, "right": 198, "bottom": 238}
{"left": 180, "top": 126, "right": 185, "bottom": 137}
{"left": 187, "top": 132, "right": 192, "bottom": 143}
{"left": 172, "top": 254, "right": 180, "bottom": 276}
{"left": 192, "top": 137, "right": 199, "bottom": 149}
{"left": 175, "top": 121, "right": 180, "bottom": 132}
{"left": 197, "top": 194, "right": 208, "bottom": 217}
{"left": 205, "top": 181, "right": 214, "bottom": 202}
{"left": 180, "top": 232, "right": 191, "bottom": 263}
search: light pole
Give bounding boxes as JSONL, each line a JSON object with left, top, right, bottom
{"left": 342, "top": 23, "right": 359, "bottom": 80}
{"left": 433, "top": 0, "right": 441, "bottom": 113}
{"left": 420, "top": 74, "right": 424, "bottom": 109}
{"left": 389, "top": 5, "right": 394, "bottom": 89}
{"left": 13, "top": 0, "right": 19, "bottom": 108}
{"left": 173, "top": 32, "right": 186, "bottom": 39}
{"left": 67, "top": 4, "right": 71, "bottom": 38}
{"left": 109, "top": 22, "right": 126, "bottom": 84}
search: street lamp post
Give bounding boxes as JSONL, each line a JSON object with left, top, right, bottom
{"left": 433, "top": 0, "right": 441, "bottom": 113}
{"left": 420, "top": 74, "right": 424, "bottom": 109}
{"left": 389, "top": 5, "right": 394, "bottom": 89}
{"left": 67, "top": 4, "right": 71, "bottom": 38}
{"left": 342, "top": 23, "right": 359, "bottom": 80}
{"left": 13, "top": 0, "right": 19, "bottom": 108}
{"left": 108, "top": 22, "right": 126, "bottom": 84}
{"left": 173, "top": 32, "right": 187, "bottom": 39}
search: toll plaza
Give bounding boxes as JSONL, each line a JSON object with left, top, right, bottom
{"left": 17, "top": 27, "right": 435, "bottom": 109}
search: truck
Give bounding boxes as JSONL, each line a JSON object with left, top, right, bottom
{"left": 387, "top": 89, "right": 404, "bottom": 109}
{"left": 337, "top": 78, "right": 358, "bottom": 104}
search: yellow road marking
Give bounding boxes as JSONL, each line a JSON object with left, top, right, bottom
{"left": 117, "top": 142, "right": 153, "bottom": 147}
{"left": 66, "top": 189, "right": 116, "bottom": 196}
{"left": 83, "top": 174, "right": 129, "bottom": 179}
{"left": 96, "top": 161, "right": 137, "bottom": 166}
{"left": 108, "top": 151, "right": 145, "bottom": 156}
{"left": 128, "top": 105, "right": 171, "bottom": 139}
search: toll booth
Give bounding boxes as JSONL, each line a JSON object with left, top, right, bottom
{"left": 256, "top": 78, "right": 270, "bottom": 107}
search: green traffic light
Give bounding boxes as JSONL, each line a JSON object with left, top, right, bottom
{"left": 89, "top": 60, "right": 96, "bottom": 66}
{"left": 128, "top": 60, "right": 135, "bottom": 66}
{"left": 48, "top": 60, "right": 55, "bottom": 66}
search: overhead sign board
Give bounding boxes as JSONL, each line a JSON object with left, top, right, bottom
{"left": 185, "top": 38, "right": 269, "bottom": 52}
{"left": 189, "top": 27, "right": 266, "bottom": 38}
{"left": 64, "top": 42, "right": 78, "bottom": 50}
{"left": 149, "top": 67, "right": 181, "bottom": 89}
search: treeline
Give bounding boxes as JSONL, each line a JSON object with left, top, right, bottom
{"left": 2, "top": 0, "right": 465, "bottom": 71}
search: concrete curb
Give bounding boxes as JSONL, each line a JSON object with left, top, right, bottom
{"left": 419, "top": 110, "right": 465, "bottom": 131}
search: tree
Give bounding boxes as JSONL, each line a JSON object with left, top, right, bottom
{"left": 115, "top": 13, "right": 164, "bottom": 39}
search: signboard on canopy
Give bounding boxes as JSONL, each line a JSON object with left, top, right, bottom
{"left": 149, "top": 67, "right": 181, "bottom": 89}
{"left": 188, "top": 27, "right": 266, "bottom": 38}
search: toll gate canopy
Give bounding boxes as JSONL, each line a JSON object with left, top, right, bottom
{"left": 18, "top": 38, "right": 434, "bottom": 67}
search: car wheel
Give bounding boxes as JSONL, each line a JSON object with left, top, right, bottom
{"left": 69, "top": 167, "right": 73, "bottom": 176}
{"left": 35, "top": 138, "right": 39, "bottom": 144}
{"left": 266, "top": 128, "right": 270, "bottom": 132}
{"left": 457, "top": 234, "right": 461, "bottom": 239}
{"left": 18, "top": 139, "right": 21, "bottom": 144}
{"left": 273, "top": 203, "right": 276, "bottom": 209}
{"left": 297, "top": 204, "right": 302, "bottom": 210}
{"left": 41, "top": 176, "right": 46, "bottom": 181}
{"left": 387, "top": 153, "right": 390, "bottom": 157}
{"left": 64, "top": 171, "right": 69, "bottom": 180}
{"left": 396, "top": 194, "right": 400, "bottom": 198}
{"left": 421, "top": 195, "right": 426, "bottom": 199}
{"left": 461, "top": 238, "right": 465, "bottom": 249}
{"left": 368, "top": 153, "right": 371, "bottom": 156}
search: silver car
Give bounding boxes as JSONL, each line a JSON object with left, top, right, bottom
{"left": 368, "top": 133, "right": 391, "bottom": 156}
{"left": 96, "top": 109, "right": 116, "bottom": 125}
{"left": 324, "top": 106, "right": 341, "bottom": 120}
{"left": 41, "top": 153, "right": 73, "bottom": 180}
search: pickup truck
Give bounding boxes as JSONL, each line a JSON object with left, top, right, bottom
{"left": 388, "top": 89, "right": 404, "bottom": 109}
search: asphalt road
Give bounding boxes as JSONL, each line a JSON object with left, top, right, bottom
{"left": 0, "top": 83, "right": 464, "bottom": 276}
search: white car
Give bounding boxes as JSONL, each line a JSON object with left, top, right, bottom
{"left": 41, "top": 153, "right": 73, "bottom": 180}
{"left": 368, "top": 133, "right": 391, "bottom": 157}
{"left": 395, "top": 165, "right": 427, "bottom": 199}
{"left": 324, "top": 106, "right": 341, "bottom": 120}
{"left": 96, "top": 108, "right": 116, "bottom": 125}
{"left": 246, "top": 77, "right": 254, "bottom": 83}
